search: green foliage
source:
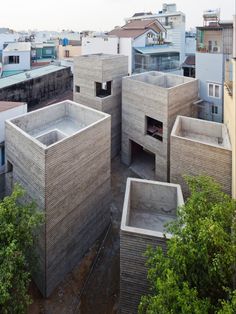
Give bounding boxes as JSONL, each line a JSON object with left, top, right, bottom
{"left": 0, "top": 184, "right": 43, "bottom": 314}
{"left": 139, "top": 176, "right": 236, "bottom": 314}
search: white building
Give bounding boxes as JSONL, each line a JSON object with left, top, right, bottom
{"left": 2, "top": 42, "right": 31, "bottom": 71}
{"left": 0, "top": 33, "right": 19, "bottom": 51}
{"left": 82, "top": 19, "right": 166, "bottom": 75}
{"left": 0, "top": 101, "right": 27, "bottom": 173}
{"left": 196, "top": 10, "right": 233, "bottom": 122}
{"left": 126, "top": 3, "right": 186, "bottom": 73}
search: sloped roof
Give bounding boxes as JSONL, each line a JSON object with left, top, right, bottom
{"left": 108, "top": 19, "right": 166, "bottom": 39}
{"left": 182, "top": 55, "right": 195, "bottom": 67}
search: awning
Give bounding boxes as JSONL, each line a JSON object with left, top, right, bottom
{"left": 134, "top": 45, "right": 179, "bottom": 55}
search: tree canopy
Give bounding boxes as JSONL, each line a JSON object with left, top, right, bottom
{"left": 139, "top": 176, "right": 236, "bottom": 314}
{"left": 0, "top": 184, "right": 43, "bottom": 314}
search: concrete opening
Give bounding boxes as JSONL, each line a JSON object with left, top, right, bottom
{"left": 75, "top": 85, "right": 80, "bottom": 93}
{"left": 7, "top": 160, "right": 13, "bottom": 173}
{"left": 95, "top": 81, "right": 112, "bottom": 98}
{"left": 36, "top": 129, "right": 67, "bottom": 147}
{"left": 130, "top": 140, "right": 155, "bottom": 179}
{"left": 146, "top": 116, "right": 163, "bottom": 141}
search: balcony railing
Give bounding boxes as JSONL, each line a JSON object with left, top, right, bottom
{"left": 197, "top": 44, "right": 221, "bottom": 53}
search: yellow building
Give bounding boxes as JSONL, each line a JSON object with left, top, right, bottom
{"left": 57, "top": 41, "right": 82, "bottom": 60}
{"left": 224, "top": 16, "right": 236, "bottom": 198}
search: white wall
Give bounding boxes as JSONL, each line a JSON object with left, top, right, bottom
{"left": 82, "top": 37, "right": 119, "bottom": 55}
{"left": 120, "top": 38, "right": 133, "bottom": 75}
{"left": 0, "top": 103, "right": 27, "bottom": 172}
{"left": 0, "top": 103, "right": 27, "bottom": 142}
{"left": 3, "top": 50, "right": 31, "bottom": 71}
{"left": 185, "top": 37, "right": 196, "bottom": 55}
{"left": 0, "top": 34, "right": 19, "bottom": 50}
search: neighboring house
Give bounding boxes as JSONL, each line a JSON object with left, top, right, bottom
{"left": 57, "top": 39, "right": 82, "bottom": 59}
{"left": 185, "top": 30, "right": 196, "bottom": 55}
{"left": 224, "top": 15, "right": 236, "bottom": 198}
{"left": 82, "top": 19, "right": 166, "bottom": 75}
{"left": 0, "top": 65, "right": 72, "bottom": 108}
{"left": 0, "top": 101, "right": 27, "bottom": 173}
{"left": 0, "top": 33, "right": 19, "bottom": 61}
{"left": 31, "top": 42, "right": 56, "bottom": 64}
{"left": 182, "top": 31, "right": 196, "bottom": 78}
{"left": 126, "top": 3, "right": 186, "bottom": 74}
{"left": 196, "top": 9, "right": 233, "bottom": 122}
{"left": 2, "top": 42, "right": 31, "bottom": 71}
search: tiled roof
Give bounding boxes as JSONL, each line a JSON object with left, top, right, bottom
{"left": 108, "top": 19, "right": 165, "bottom": 39}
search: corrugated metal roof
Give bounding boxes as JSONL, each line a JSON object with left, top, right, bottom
{"left": 0, "top": 65, "right": 67, "bottom": 89}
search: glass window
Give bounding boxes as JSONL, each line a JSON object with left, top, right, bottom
{"left": 209, "top": 84, "right": 214, "bottom": 97}
{"left": 215, "top": 85, "right": 220, "bottom": 98}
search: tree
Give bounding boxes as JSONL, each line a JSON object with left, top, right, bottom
{"left": 139, "top": 176, "right": 236, "bottom": 314}
{"left": 0, "top": 184, "right": 43, "bottom": 314}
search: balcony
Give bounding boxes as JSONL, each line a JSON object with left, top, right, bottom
{"left": 197, "top": 43, "right": 221, "bottom": 53}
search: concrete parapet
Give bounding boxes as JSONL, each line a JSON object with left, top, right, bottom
{"left": 170, "top": 115, "right": 232, "bottom": 197}
{"left": 120, "top": 178, "right": 184, "bottom": 313}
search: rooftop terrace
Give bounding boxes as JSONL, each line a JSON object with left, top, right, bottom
{"left": 172, "top": 116, "right": 231, "bottom": 150}
{"left": 7, "top": 100, "right": 109, "bottom": 149}
{"left": 81, "top": 53, "right": 123, "bottom": 60}
{"left": 121, "top": 178, "right": 184, "bottom": 237}
{"left": 129, "top": 71, "right": 195, "bottom": 88}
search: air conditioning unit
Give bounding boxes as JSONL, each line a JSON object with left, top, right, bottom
{"left": 212, "top": 46, "right": 219, "bottom": 52}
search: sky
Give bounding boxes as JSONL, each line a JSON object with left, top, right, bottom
{"left": 0, "top": 0, "right": 235, "bottom": 32}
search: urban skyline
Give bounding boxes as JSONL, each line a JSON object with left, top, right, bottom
{"left": 0, "top": 0, "right": 235, "bottom": 32}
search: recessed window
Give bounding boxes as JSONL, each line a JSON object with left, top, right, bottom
{"left": 146, "top": 116, "right": 163, "bottom": 142}
{"left": 208, "top": 83, "right": 221, "bottom": 99}
{"left": 7, "top": 55, "right": 20, "bottom": 64}
{"left": 75, "top": 85, "right": 80, "bottom": 93}
{"left": 96, "top": 81, "right": 112, "bottom": 98}
{"left": 212, "top": 105, "right": 218, "bottom": 115}
{"left": 65, "top": 50, "right": 70, "bottom": 58}
{"left": 7, "top": 160, "right": 13, "bottom": 173}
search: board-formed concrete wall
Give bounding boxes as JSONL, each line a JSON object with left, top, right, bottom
{"left": 74, "top": 54, "right": 128, "bottom": 158}
{"left": 5, "top": 100, "right": 111, "bottom": 297}
{"left": 170, "top": 116, "right": 232, "bottom": 197}
{"left": 121, "top": 72, "right": 198, "bottom": 182}
{"left": 0, "top": 67, "right": 72, "bottom": 109}
{"left": 120, "top": 178, "right": 184, "bottom": 314}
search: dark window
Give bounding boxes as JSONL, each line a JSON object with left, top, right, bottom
{"left": 65, "top": 50, "right": 70, "bottom": 58}
{"left": 7, "top": 160, "right": 13, "bottom": 172}
{"left": 212, "top": 105, "right": 218, "bottom": 115}
{"left": 146, "top": 116, "right": 163, "bottom": 141}
{"left": 8, "top": 55, "right": 20, "bottom": 64}
{"left": 0, "top": 146, "right": 5, "bottom": 166}
{"left": 75, "top": 85, "right": 80, "bottom": 93}
{"left": 96, "top": 81, "right": 112, "bottom": 98}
